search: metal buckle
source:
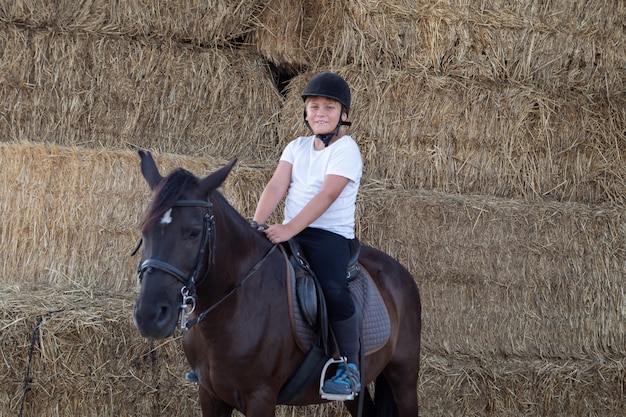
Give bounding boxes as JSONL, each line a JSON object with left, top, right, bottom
{"left": 180, "top": 288, "right": 196, "bottom": 330}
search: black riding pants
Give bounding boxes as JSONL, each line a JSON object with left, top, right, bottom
{"left": 294, "top": 227, "right": 355, "bottom": 321}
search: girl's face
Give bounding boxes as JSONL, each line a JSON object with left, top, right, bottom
{"left": 305, "top": 97, "right": 347, "bottom": 135}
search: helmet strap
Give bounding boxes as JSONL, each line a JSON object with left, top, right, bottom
{"left": 316, "top": 129, "right": 338, "bottom": 147}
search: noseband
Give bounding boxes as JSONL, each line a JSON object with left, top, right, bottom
{"left": 137, "top": 199, "right": 215, "bottom": 330}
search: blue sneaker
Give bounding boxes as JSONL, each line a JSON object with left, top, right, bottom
{"left": 322, "top": 363, "right": 361, "bottom": 395}
{"left": 185, "top": 370, "right": 198, "bottom": 383}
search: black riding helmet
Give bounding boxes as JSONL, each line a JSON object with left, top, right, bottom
{"left": 301, "top": 72, "right": 352, "bottom": 147}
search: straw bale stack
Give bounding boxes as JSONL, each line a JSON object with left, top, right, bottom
{"left": 419, "top": 353, "right": 626, "bottom": 416}
{"left": 4, "top": 0, "right": 624, "bottom": 93}
{"left": 399, "top": 191, "right": 626, "bottom": 360}
{"left": 0, "top": 142, "right": 271, "bottom": 292}
{"left": 0, "top": 286, "right": 201, "bottom": 416}
{"left": 1, "top": 0, "right": 626, "bottom": 415}
{"left": 1, "top": 283, "right": 350, "bottom": 417}
{"left": 1, "top": 142, "right": 625, "bottom": 416}
{"left": 2, "top": 1, "right": 625, "bottom": 203}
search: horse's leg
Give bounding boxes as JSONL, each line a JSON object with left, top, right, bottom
{"left": 383, "top": 312, "right": 420, "bottom": 417}
{"left": 199, "top": 386, "right": 278, "bottom": 417}
{"left": 239, "top": 391, "right": 279, "bottom": 417}
{"left": 344, "top": 389, "right": 376, "bottom": 417}
{"left": 198, "top": 387, "right": 233, "bottom": 417}
{"left": 387, "top": 296, "right": 421, "bottom": 416}
{"left": 384, "top": 365, "right": 419, "bottom": 417}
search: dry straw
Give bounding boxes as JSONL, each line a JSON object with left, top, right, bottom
{"left": 0, "top": 1, "right": 626, "bottom": 204}
{"left": 399, "top": 1, "right": 626, "bottom": 92}
{"left": 1, "top": 287, "right": 353, "bottom": 417}
{"left": 0, "top": 286, "right": 201, "bottom": 417}
{"left": 2, "top": 283, "right": 623, "bottom": 417}
{"left": 3, "top": 142, "right": 624, "bottom": 358}
{"left": 419, "top": 353, "right": 626, "bottom": 416}
{"left": 0, "top": 25, "right": 283, "bottom": 161}
{"left": 0, "top": 142, "right": 260, "bottom": 293}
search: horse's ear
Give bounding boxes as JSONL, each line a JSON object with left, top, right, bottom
{"left": 200, "top": 158, "right": 237, "bottom": 195}
{"left": 139, "top": 150, "right": 163, "bottom": 190}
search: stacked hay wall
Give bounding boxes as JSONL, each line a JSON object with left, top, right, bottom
{"left": 0, "top": 1, "right": 624, "bottom": 416}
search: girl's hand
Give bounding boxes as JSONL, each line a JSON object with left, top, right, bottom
{"left": 263, "top": 224, "right": 295, "bottom": 244}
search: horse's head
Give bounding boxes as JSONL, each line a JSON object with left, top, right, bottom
{"left": 132, "top": 150, "right": 236, "bottom": 339}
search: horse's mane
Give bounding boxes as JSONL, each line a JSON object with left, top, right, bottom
{"left": 138, "top": 168, "right": 256, "bottom": 238}
{"left": 138, "top": 168, "right": 199, "bottom": 232}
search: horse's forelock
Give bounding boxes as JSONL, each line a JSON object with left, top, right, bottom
{"left": 138, "top": 169, "right": 199, "bottom": 232}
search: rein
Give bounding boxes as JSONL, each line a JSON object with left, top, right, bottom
{"left": 135, "top": 198, "right": 276, "bottom": 330}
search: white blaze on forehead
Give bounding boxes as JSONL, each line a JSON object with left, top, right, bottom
{"left": 160, "top": 208, "right": 173, "bottom": 225}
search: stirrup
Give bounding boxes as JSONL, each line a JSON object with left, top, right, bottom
{"left": 318, "top": 357, "right": 358, "bottom": 401}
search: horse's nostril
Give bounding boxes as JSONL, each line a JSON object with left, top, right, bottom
{"left": 157, "top": 305, "right": 170, "bottom": 324}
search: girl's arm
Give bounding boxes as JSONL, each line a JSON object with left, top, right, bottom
{"left": 253, "top": 160, "right": 292, "bottom": 224}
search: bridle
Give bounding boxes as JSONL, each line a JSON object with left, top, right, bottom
{"left": 135, "top": 198, "right": 276, "bottom": 331}
{"left": 136, "top": 199, "right": 214, "bottom": 330}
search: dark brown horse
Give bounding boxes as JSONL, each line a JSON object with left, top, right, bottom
{"left": 132, "top": 150, "right": 421, "bottom": 417}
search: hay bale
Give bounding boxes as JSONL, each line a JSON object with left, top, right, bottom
{"left": 363, "top": 188, "right": 626, "bottom": 415}
{"left": 2, "top": 142, "right": 624, "bottom": 360}
{"left": 419, "top": 353, "right": 626, "bottom": 416}
{"left": 398, "top": 1, "right": 626, "bottom": 92}
{"left": 250, "top": 0, "right": 412, "bottom": 71}
{"left": 355, "top": 187, "right": 626, "bottom": 361}
{"left": 0, "top": 25, "right": 282, "bottom": 161}
{"left": 4, "top": 286, "right": 623, "bottom": 417}
{"left": 251, "top": 0, "right": 626, "bottom": 92}
{"left": 3, "top": 0, "right": 624, "bottom": 93}
{"left": 0, "top": 143, "right": 144, "bottom": 292}
{"left": 0, "top": 286, "right": 353, "bottom": 417}
{"left": 0, "top": 286, "right": 199, "bottom": 416}
{"left": 0, "top": 0, "right": 265, "bottom": 46}
{"left": 278, "top": 68, "right": 626, "bottom": 204}
{"left": 0, "top": 140, "right": 263, "bottom": 291}
{"left": 0, "top": 142, "right": 275, "bottom": 292}
{"left": 248, "top": 0, "right": 309, "bottom": 70}
{"left": 1, "top": 2, "right": 625, "bottom": 203}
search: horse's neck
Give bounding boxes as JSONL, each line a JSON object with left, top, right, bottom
{"left": 210, "top": 204, "right": 273, "bottom": 281}
{"left": 194, "top": 216, "right": 273, "bottom": 319}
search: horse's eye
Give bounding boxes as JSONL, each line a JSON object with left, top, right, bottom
{"left": 188, "top": 228, "right": 202, "bottom": 240}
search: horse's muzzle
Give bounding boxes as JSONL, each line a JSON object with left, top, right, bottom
{"left": 133, "top": 299, "right": 179, "bottom": 339}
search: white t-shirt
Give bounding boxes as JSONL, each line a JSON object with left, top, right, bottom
{"left": 280, "top": 135, "right": 362, "bottom": 239}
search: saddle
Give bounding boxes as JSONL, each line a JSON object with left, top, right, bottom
{"left": 277, "top": 238, "right": 391, "bottom": 404}
{"left": 288, "top": 238, "right": 361, "bottom": 349}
